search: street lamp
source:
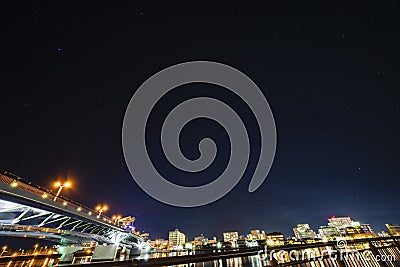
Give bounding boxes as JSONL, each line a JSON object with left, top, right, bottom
{"left": 1, "top": 245, "right": 7, "bottom": 257}
{"left": 53, "top": 181, "right": 71, "bottom": 201}
{"left": 10, "top": 180, "right": 18, "bottom": 188}
{"left": 33, "top": 244, "right": 39, "bottom": 254}
{"left": 112, "top": 215, "right": 122, "bottom": 224}
{"left": 95, "top": 205, "right": 108, "bottom": 217}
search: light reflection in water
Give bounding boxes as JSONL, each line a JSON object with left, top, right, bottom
{"left": 163, "top": 255, "right": 264, "bottom": 267}
{"left": 0, "top": 258, "right": 58, "bottom": 267}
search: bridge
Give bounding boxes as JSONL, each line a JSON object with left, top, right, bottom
{"left": 0, "top": 170, "right": 149, "bottom": 262}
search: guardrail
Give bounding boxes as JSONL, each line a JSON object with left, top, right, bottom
{"left": 0, "top": 170, "right": 120, "bottom": 228}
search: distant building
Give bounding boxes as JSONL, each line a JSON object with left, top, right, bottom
{"left": 223, "top": 232, "right": 239, "bottom": 242}
{"left": 360, "top": 224, "right": 374, "bottom": 234}
{"left": 328, "top": 217, "right": 353, "bottom": 229}
{"left": 118, "top": 216, "right": 136, "bottom": 229}
{"left": 320, "top": 217, "right": 375, "bottom": 239}
{"left": 378, "top": 231, "right": 391, "bottom": 237}
{"left": 328, "top": 216, "right": 353, "bottom": 228}
{"left": 149, "top": 239, "right": 169, "bottom": 249}
{"left": 207, "top": 237, "right": 217, "bottom": 246}
{"left": 318, "top": 226, "right": 339, "bottom": 240}
{"left": 266, "top": 232, "right": 285, "bottom": 246}
{"left": 293, "top": 224, "right": 317, "bottom": 240}
{"left": 192, "top": 234, "right": 209, "bottom": 246}
{"left": 223, "top": 232, "right": 239, "bottom": 247}
{"left": 386, "top": 224, "right": 400, "bottom": 236}
{"left": 247, "top": 230, "right": 266, "bottom": 240}
{"left": 169, "top": 229, "right": 186, "bottom": 248}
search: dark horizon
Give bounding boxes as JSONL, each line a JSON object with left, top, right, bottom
{"left": 1, "top": 1, "right": 399, "bottom": 246}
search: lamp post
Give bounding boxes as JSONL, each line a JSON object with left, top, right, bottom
{"left": 0, "top": 246, "right": 7, "bottom": 257}
{"left": 112, "top": 215, "right": 122, "bottom": 224}
{"left": 33, "top": 244, "right": 39, "bottom": 254}
{"left": 95, "top": 205, "right": 108, "bottom": 218}
{"left": 53, "top": 181, "right": 71, "bottom": 201}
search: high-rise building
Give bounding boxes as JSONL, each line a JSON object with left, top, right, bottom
{"left": 386, "top": 224, "right": 400, "bottom": 236}
{"left": 327, "top": 216, "right": 355, "bottom": 235}
{"left": 293, "top": 224, "right": 317, "bottom": 240}
{"left": 328, "top": 217, "right": 353, "bottom": 228}
{"left": 169, "top": 229, "right": 186, "bottom": 248}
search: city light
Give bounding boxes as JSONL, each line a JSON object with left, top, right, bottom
{"left": 33, "top": 244, "right": 39, "bottom": 254}
{"left": 10, "top": 180, "right": 18, "bottom": 188}
{"left": 0, "top": 245, "right": 7, "bottom": 257}
{"left": 95, "top": 204, "right": 108, "bottom": 217}
{"left": 112, "top": 215, "right": 122, "bottom": 223}
{"left": 2, "top": 170, "right": 400, "bottom": 266}
{"left": 53, "top": 180, "right": 72, "bottom": 201}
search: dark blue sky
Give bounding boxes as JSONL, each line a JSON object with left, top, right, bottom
{"left": 1, "top": 1, "right": 399, "bottom": 243}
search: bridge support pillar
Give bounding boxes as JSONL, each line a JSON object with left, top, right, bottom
{"left": 92, "top": 244, "right": 119, "bottom": 261}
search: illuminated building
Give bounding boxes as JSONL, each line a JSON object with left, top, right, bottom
{"left": 169, "top": 229, "right": 186, "bottom": 248}
{"left": 293, "top": 224, "right": 317, "bottom": 240}
{"left": 378, "top": 231, "right": 391, "bottom": 237}
{"left": 207, "top": 237, "right": 217, "bottom": 246}
{"left": 192, "top": 234, "right": 209, "bottom": 246}
{"left": 344, "top": 225, "right": 376, "bottom": 239}
{"left": 328, "top": 216, "right": 353, "bottom": 229}
{"left": 118, "top": 216, "right": 136, "bottom": 229}
{"left": 266, "top": 232, "right": 285, "bottom": 246}
{"left": 223, "top": 232, "right": 239, "bottom": 247}
{"left": 247, "top": 230, "right": 266, "bottom": 240}
{"left": 320, "top": 217, "right": 375, "bottom": 240}
{"left": 386, "top": 224, "right": 400, "bottom": 236}
{"left": 223, "top": 232, "right": 239, "bottom": 242}
{"left": 360, "top": 224, "right": 374, "bottom": 234}
{"left": 327, "top": 216, "right": 360, "bottom": 235}
{"left": 318, "top": 226, "right": 339, "bottom": 240}
{"left": 150, "top": 239, "right": 169, "bottom": 249}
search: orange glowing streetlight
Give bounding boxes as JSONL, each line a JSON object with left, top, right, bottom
{"left": 10, "top": 180, "right": 18, "bottom": 188}
{"left": 53, "top": 181, "right": 71, "bottom": 201}
{"left": 112, "top": 215, "right": 122, "bottom": 223}
{"left": 95, "top": 204, "right": 108, "bottom": 217}
{"left": 1, "top": 245, "right": 7, "bottom": 257}
{"left": 33, "top": 244, "right": 39, "bottom": 254}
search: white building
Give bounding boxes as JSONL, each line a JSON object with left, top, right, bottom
{"left": 169, "top": 229, "right": 186, "bottom": 248}
{"left": 223, "top": 232, "right": 239, "bottom": 247}
{"left": 328, "top": 217, "right": 353, "bottom": 229}
{"left": 293, "top": 224, "right": 317, "bottom": 240}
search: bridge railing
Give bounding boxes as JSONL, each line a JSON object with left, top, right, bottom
{"left": 0, "top": 170, "right": 120, "bottom": 228}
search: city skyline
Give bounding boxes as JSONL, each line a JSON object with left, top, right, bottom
{"left": 0, "top": 171, "right": 398, "bottom": 244}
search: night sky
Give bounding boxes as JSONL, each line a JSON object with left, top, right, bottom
{"left": 1, "top": 1, "right": 400, "bottom": 244}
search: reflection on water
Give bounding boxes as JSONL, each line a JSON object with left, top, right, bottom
{"left": 149, "top": 250, "right": 197, "bottom": 258}
{"left": 165, "top": 255, "right": 263, "bottom": 267}
{"left": 0, "top": 257, "right": 58, "bottom": 267}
